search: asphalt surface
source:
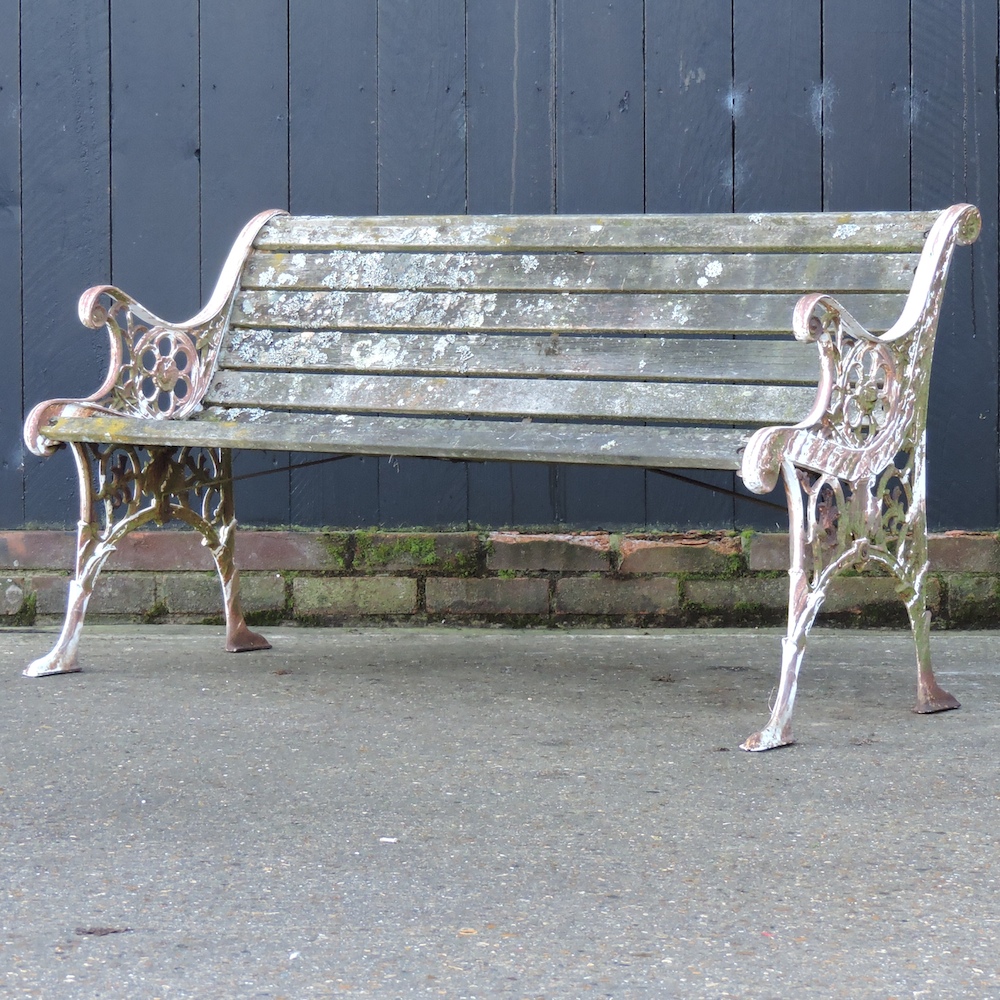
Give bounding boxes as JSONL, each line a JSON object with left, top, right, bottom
{"left": 1, "top": 625, "right": 999, "bottom": 999}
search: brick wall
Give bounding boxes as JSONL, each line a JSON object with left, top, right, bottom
{"left": 2, "top": 530, "right": 999, "bottom": 629}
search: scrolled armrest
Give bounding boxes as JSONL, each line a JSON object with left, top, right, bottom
{"left": 742, "top": 295, "right": 909, "bottom": 494}
{"left": 23, "top": 208, "right": 288, "bottom": 457}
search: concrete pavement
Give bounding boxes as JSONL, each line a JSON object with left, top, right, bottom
{"left": 2, "top": 625, "right": 999, "bottom": 998}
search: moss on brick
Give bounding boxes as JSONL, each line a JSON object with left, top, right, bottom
{"left": 141, "top": 600, "right": 169, "bottom": 624}
{"left": 7, "top": 592, "right": 37, "bottom": 626}
{"left": 319, "top": 532, "right": 352, "bottom": 572}
{"left": 353, "top": 531, "right": 439, "bottom": 571}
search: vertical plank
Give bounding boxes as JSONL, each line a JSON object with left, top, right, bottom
{"left": 731, "top": 0, "right": 823, "bottom": 530}
{"left": 377, "top": 0, "right": 467, "bottom": 215}
{"left": 467, "top": 0, "right": 557, "bottom": 527}
{"left": 912, "top": 0, "right": 999, "bottom": 529}
{"left": 645, "top": 0, "right": 733, "bottom": 213}
{"left": 377, "top": 0, "right": 468, "bottom": 528}
{"left": 0, "top": 3, "right": 22, "bottom": 526}
{"left": 200, "top": 1, "right": 290, "bottom": 526}
{"left": 822, "top": 3, "right": 910, "bottom": 210}
{"left": 467, "top": 0, "right": 555, "bottom": 213}
{"left": 288, "top": 1, "right": 379, "bottom": 528}
{"left": 289, "top": 2, "right": 378, "bottom": 216}
{"left": 735, "top": 0, "right": 822, "bottom": 211}
{"left": 555, "top": 0, "right": 646, "bottom": 527}
{"left": 110, "top": 3, "right": 201, "bottom": 319}
{"left": 21, "top": 3, "right": 111, "bottom": 527}
{"left": 645, "top": 1, "right": 737, "bottom": 529}
{"left": 555, "top": 0, "right": 645, "bottom": 213}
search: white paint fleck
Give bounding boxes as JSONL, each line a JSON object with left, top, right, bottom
{"left": 589, "top": 224, "right": 603, "bottom": 232}
{"left": 833, "top": 223, "right": 860, "bottom": 240}
{"left": 600, "top": 440, "right": 617, "bottom": 451}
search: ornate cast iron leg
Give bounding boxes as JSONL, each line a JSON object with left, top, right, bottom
{"left": 890, "top": 493, "right": 959, "bottom": 715}
{"left": 25, "top": 442, "right": 155, "bottom": 676}
{"left": 202, "top": 450, "right": 270, "bottom": 653}
{"left": 23, "top": 443, "right": 269, "bottom": 678}
{"left": 742, "top": 461, "right": 816, "bottom": 751}
{"left": 742, "top": 462, "right": 870, "bottom": 751}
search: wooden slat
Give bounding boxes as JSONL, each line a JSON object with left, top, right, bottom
{"left": 43, "top": 413, "right": 752, "bottom": 470}
{"left": 231, "top": 288, "right": 905, "bottom": 334}
{"left": 206, "top": 371, "right": 817, "bottom": 426}
{"left": 243, "top": 249, "right": 918, "bottom": 293}
{"left": 255, "top": 211, "right": 941, "bottom": 253}
{"left": 221, "top": 330, "right": 823, "bottom": 384}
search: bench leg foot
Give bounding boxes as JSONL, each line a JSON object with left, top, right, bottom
{"left": 24, "top": 580, "right": 90, "bottom": 677}
{"left": 741, "top": 634, "right": 801, "bottom": 751}
{"left": 204, "top": 450, "right": 271, "bottom": 655}
{"left": 908, "top": 603, "right": 959, "bottom": 715}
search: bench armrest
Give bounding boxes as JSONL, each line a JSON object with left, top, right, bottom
{"left": 24, "top": 209, "right": 286, "bottom": 456}
{"left": 741, "top": 203, "right": 981, "bottom": 494}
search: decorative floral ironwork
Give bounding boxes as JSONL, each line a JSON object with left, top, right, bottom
{"left": 23, "top": 443, "right": 269, "bottom": 677}
{"left": 827, "top": 340, "right": 899, "bottom": 448}
{"left": 738, "top": 203, "right": 981, "bottom": 751}
{"left": 96, "top": 297, "right": 218, "bottom": 420}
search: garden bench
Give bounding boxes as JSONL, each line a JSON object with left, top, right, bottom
{"left": 23, "top": 204, "right": 980, "bottom": 750}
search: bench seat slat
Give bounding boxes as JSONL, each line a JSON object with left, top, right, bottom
{"left": 231, "top": 289, "right": 904, "bottom": 335}
{"left": 243, "top": 250, "right": 919, "bottom": 294}
{"left": 44, "top": 414, "right": 751, "bottom": 470}
{"left": 221, "top": 330, "right": 823, "bottom": 384}
{"left": 206, "top": 371, "right": 817, "bottom": 426}
{"left": 257, "top": 212, "right": 939, "bottom": 253}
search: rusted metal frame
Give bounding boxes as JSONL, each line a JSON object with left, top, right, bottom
{"left": 739, "top": 204, "right": 980, "bottom": 751}
{"left": 23, "top": 210, "right": 287, "bottom": 459}
{"left": 23, "top": 443, "right": 269, "bottom": 677}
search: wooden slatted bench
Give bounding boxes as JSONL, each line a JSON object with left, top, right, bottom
{"left": 23, "top": 204, "right": 981, "bottom": 750}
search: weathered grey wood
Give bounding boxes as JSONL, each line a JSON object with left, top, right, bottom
{"left": 231, "top": 289, "right": 905, "bottom": 334}
{"left": 256, "top": 212, "right": 941, "bottom": 253}
{"left": 206, "top": 371, "right": 817, "bottom": 426}
{"left": 43, "top": 414, "right": 750, "bottom": 470}
{"left": 243, "top": 250, "right": 918, "bottom": 294}
{"left": 220, "top": 330, "right": 823, "bottom": 383}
